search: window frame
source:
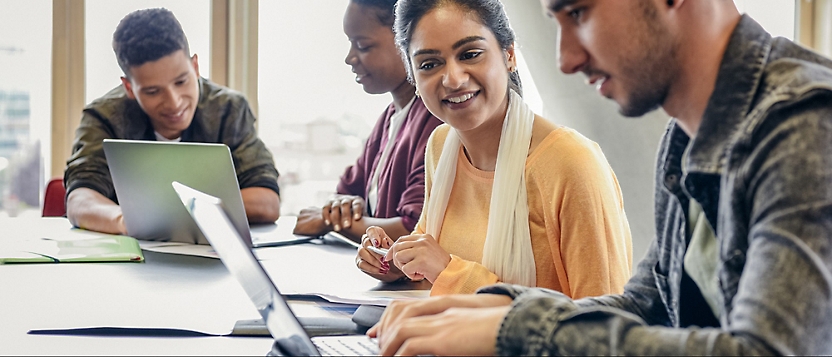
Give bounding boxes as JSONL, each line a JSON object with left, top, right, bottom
{"left": 796, "top": 0, "right": 832, "bottom": 57}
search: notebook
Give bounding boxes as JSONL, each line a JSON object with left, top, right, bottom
{"left": 172, "top": 182, "right": 378, "bottom": 356}
{"left": 0, "top": 235, "right": 144, "bottom": 264}
{"left": 103, "top": 139, "right": 312, "bottom": 248}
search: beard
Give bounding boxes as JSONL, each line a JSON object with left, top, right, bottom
{"left": 618, "top": 64, "right": 672, "bottom": 118}
{"left": 616, "top": 2, "right": 678, "bottom": 118}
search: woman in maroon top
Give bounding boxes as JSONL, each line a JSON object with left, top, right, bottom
{"left": 293, "top": 0, "right": 442, "bottom": 242}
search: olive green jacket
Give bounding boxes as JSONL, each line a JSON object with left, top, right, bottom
{"left": 64, "top": 77, "right": 280, "bottom": 203}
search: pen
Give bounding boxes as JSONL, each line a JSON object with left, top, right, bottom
{"left": 367, "top": 245, "right": 389, "bottom": 256}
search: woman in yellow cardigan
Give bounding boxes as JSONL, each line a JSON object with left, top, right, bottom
{"left": 355, "top": 0, "right": 633, "bottom": 298}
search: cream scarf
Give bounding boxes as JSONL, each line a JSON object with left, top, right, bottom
{"left": 425, "top": 90, "right": 536, "bottom": 286}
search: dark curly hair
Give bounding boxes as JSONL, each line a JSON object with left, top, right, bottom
{"left": 394, "top": 0, "right": 522, "bottom": 96}
{"left": 112, "top": 8, "right": 190, "bottom": 77}
{"left": 351, "top": 0, "right": 398, "bottom": 26}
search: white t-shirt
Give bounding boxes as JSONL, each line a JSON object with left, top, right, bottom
{"left": 366, "top": 97, "right": 416, "bottom": 216}
{"left": 154, "top": 131, "right": 182, "bottom": 142}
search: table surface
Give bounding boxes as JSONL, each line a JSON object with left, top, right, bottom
{"left": 0, "top": 217, "right": 424, "bottom": 355}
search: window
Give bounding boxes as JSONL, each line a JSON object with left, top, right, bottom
{"left": 797, "top": 0, "right": 832, "bottom": 57}
{"left": 0, "top": 0, "right": 52, "bottom": 217}
{"left": 85, "top": 0, "right": 211, "bottom": 104}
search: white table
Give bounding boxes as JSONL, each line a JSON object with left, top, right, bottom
{"left": 0, "top": 217, "right": 422, "bottom": 355}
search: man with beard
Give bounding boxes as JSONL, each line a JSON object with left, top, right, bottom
{"left": 365, "top": 0, "right": 832, "bottom": 355}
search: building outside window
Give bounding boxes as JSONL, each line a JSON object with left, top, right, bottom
{"left": 0, "top": 0, "right": 52, "bottom": 217}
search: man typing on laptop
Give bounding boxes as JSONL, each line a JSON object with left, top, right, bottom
{"left": 64, "top": 8, "right": 281, "bottom": 235}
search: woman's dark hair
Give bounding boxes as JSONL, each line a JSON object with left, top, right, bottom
{"left": 351, "top": 0, "right": 398, "bottom": 27}
{"left": 394, "top": 0, "right": 522, "bottom": 96}
{"left": 112, "top": 8, "right": 190, "bottom": 77}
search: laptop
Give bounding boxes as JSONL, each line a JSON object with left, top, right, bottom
{"left": 103, "top": 139, "right": 312, "bottom": 247}
{"left": 172, "top": 181, "right": 379, "bottom": 356}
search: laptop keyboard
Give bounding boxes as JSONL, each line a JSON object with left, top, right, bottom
{"left": 312, "top": 336, "right": 379, "bottom": 356}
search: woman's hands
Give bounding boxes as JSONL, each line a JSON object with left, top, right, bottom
{"left": 386, "top": 233, "right": 451, "bottom": 283}
{"left": 292, "top": 195, "right": 366, "bottom": 236}
{"left": 355, "top": 226, "right": 452, "bottom": 284}
{"left": 356, "top": 226, "right": 406, "bottom": 283}
{"left": 323, "top": 195, "right": 365, "bottom": 231}
{"left": 293, "top": 207, "right": 331, "bottom": 236}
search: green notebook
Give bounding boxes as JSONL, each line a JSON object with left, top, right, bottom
{"left": 0, "top": 235, "right": 144, "bottom": 264}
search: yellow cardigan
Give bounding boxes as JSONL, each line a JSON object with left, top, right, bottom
{"left": 415, "top": 124, "right": 633, "bottom": 298}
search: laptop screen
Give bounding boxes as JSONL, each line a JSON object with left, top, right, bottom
{"left": 103, "top": 139, "right": 251, "bottom": 244}
{"left": 172, "top": 182, "right": 319, "bottom": 356}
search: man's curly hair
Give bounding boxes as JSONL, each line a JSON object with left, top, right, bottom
{"left": 112, "top": 8, "right": 190, "bottom": 77}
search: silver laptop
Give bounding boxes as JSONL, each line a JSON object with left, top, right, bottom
{"left": 172, "top": 182, "right": 379, "bottom": 356}
{"left": 103, "top": 139, "right": 250, "bottom": 244}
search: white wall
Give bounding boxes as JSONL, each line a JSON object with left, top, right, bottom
{"left": 500, "top": 0, "right": 797, "bottom": 262}
{"left": 734, "top": 0, "right": 795, "bottom": 39}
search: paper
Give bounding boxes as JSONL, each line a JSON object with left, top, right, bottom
{"left": 138, "top": 241, "right": 219, "bottom": 259}
{"left": 285, "top": 290, "right": 430, "bottom": 307}
{"left": 138, "top": 216, "right": 311, "bottom": 258}
{"left": 288, "top": 300, "right": 359, "bottom": 319}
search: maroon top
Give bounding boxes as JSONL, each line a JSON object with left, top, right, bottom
{"left": 337, "top": 98, "right": 442, "bottom": 232}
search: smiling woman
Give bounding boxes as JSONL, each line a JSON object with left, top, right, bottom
{"left": 255, "top": 0, "right": 543, "bottom": 228}
{"left": 355, "top": 0, "right": 634, "bottom": 298}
